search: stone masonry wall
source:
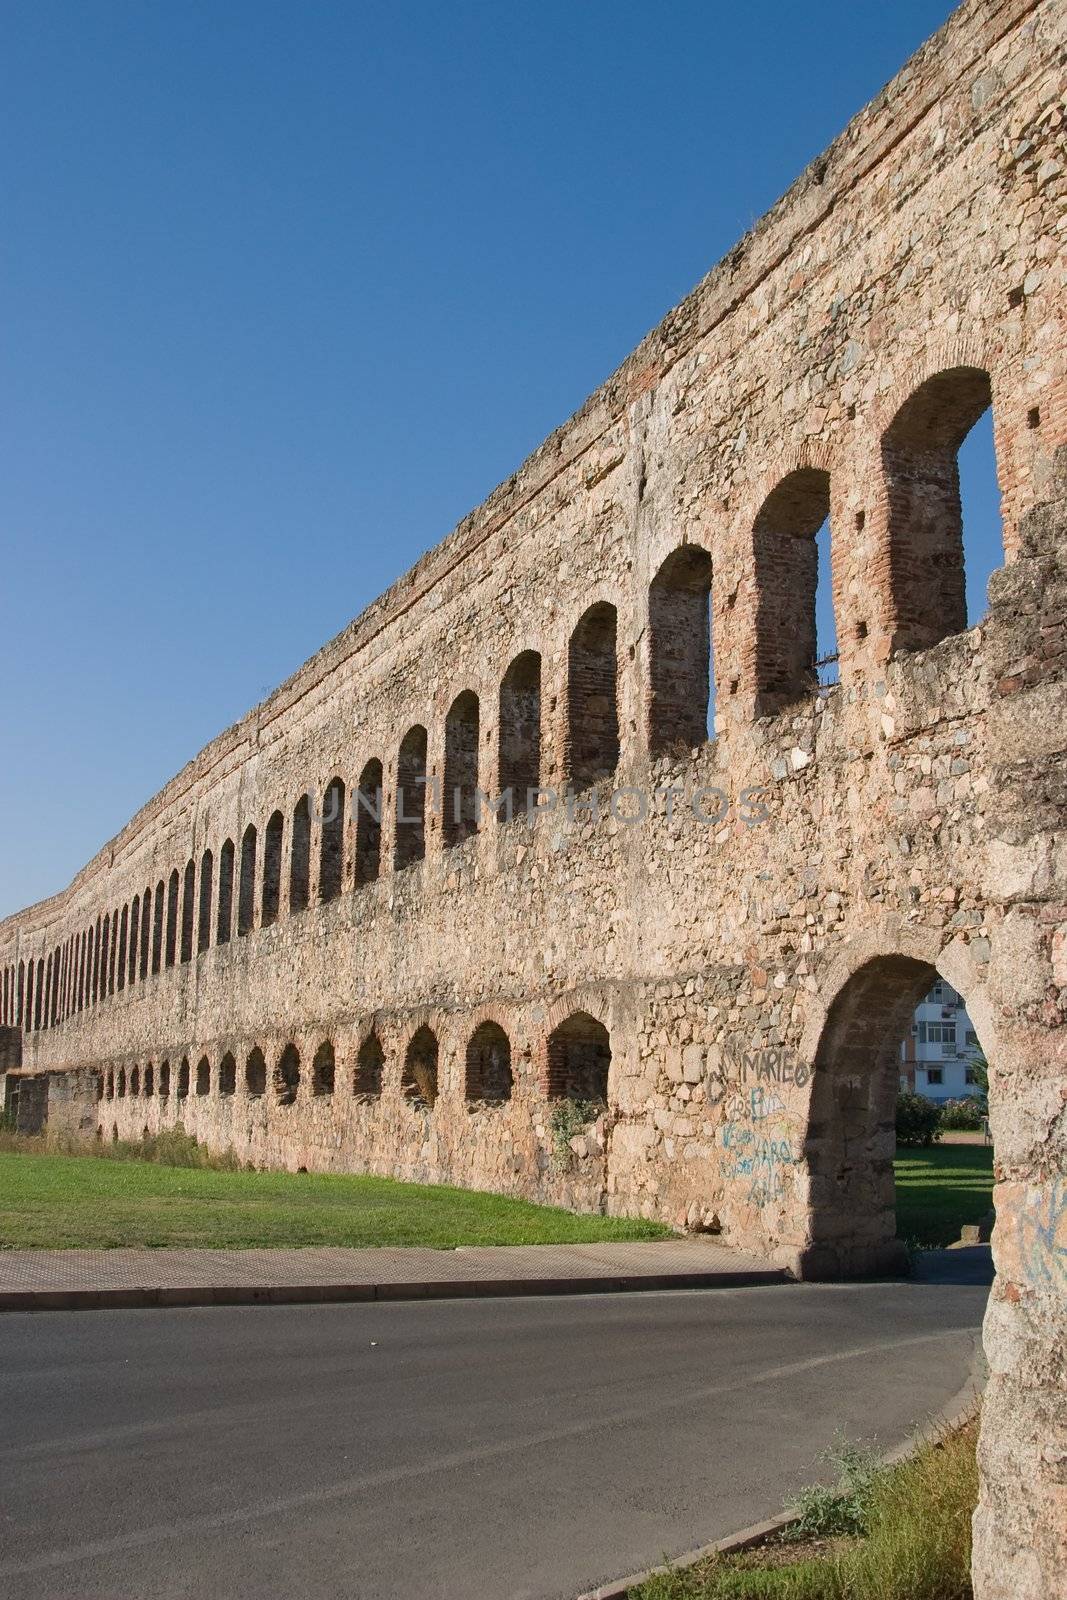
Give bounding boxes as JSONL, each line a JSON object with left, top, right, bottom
{"left": 1, "top": 4, "right": 1064, "bottom": 1595}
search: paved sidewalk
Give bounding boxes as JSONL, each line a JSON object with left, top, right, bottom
{"left": 0, "top": 1238, "right": 791, "bottom": 1311}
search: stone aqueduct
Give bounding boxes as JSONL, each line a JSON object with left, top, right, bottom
{"left": 1, "top": 2, "right": 1064, "bottom": 1594}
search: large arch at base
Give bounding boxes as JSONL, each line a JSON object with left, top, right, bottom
{"left": 795, "top": 926, "right": 997, "bottom": 1280}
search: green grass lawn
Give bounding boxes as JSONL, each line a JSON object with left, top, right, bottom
{"left": 894, "top": 1142, "right": 995, "bottom": 1248}
{"left": 0, "top": 1140, "right": 992, "bottom": 1252}
{"left": 0, "top": 1151, "right": 672, "bottom": 1250}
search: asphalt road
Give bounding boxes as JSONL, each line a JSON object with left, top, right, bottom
{"left": 0, "top": 1279, "right": 988, "bottom": 1600}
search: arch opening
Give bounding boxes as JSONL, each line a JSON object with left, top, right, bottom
{"left": 498, "top": 651, "right": 541, "bottom": 816}
{"left": 319, "top": 779, "right": 346, "bottom": 901}
{"left": 355, "top": 760, "right": 383, "bottom": 885}
{"left": 312, "top": 1040, "right": 335, "bottom": 1096}
{"left": 465, "top": 1021, "right": 513, "bottom": 1104}
{"left": 803, "top": 953, "right": 990, "bottom": 1278}
{"left": 443, "top": 691, "right": 480, "bottom": 848}
{"left": 275, "top": 1044, "right": 300, "bottom": 1107}
{"left": 881, "top": 366, "right": 997, "bottom": 652}
{"left": 545, "top": 1012, "right": 610, "bottom": 1104}
{"left": 395, "top": 726, "right": 428, "bottom": 871}
{"left": 565, "top": 603, "right": 619, "bottom": 791}
{"left": 402, "top": 1027, "right": 438, "bottom": 1110}
{"left": 262, "top": 812, "right": 284, "bottom": 927}
{"left": 648, "top": 546, "right": 713, "bottom": 755}
{"left": 245, "top": 1047, "right": 266, "bottom": 1098}
{"left": 753, "top": 467, "right": 832, "bottom": 710}
{"left": 354, "top": 1032, "right": 384, "bottom": 1097}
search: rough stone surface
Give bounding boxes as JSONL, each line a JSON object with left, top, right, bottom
{"left": 0, "top": 3, "right": 1064, "bottom": 1595}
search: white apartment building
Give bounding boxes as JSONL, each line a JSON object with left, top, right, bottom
{"left": 900, "top": 979, "right": 984, "bottom": 1102}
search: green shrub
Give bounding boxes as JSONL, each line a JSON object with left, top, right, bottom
{"left": 895, "top": 1092, "right": 941, "bottom": 1147}
{"left": 938, "top": 1097, "right": 984, "bottom": 1132}
{"left": 549, "top": 1098, "right": 602, "bottom": 1171}
{"left": 792, "top": 1440, "right": 881, "bottom": 1539}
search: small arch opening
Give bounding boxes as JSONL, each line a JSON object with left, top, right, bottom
{"left": 395, "top": 726, "right": 428, "bottom": 871}
{"left": 219, "top": 1052, "right": 236, "bottom": 1096}
{"left": 275, "top": 1043, "right": 301, "bottom": 1107}
{"left": 289, "top": 795, "right": 311, "bottom": 913}
{"left": 319, "top": 779, "right": 346, "bottom": 902}
{"left": 245, "top": 1047, "right": 267, "bottom": 1098}
{"left": 465, "top": 1021, "right": 513, "bottom": 1104}
{"left": 881, "top": 366, "right": 997, "bottom": 652}
{"left": 262, "top": 811, "right": 284, "bottom": 927}
{"left": 752, "top": 467, "right": 832, "bottom": 710}
{"left": 195, "top": 1056, "right": 211, "bottom": 1097}
{"left": 354, "top": 760, "right": 383, "bottom": 885}
{"left": 217, "top": 840, "right": 235, "bottom": 944}
{"left": 565, "top": 603, "right": 619, "bottom": 791}
{"left": 354, "top": 1032, "right": 384, "bottom": 1097}
{"left": 498, "top": 651, "right": 541, "bottom": 815}
{"left": 312, "top": 1040, "right": 335, "bottom": 1096}
{"left": 545, "top": 1012, "right": 611, "bottom": 1105}
{"left": 402, "top": 1027, "right": 438, "bottom": 1110}
{"left": 443, "top": 692, "right": 480, "bottom": 848}
{"left": 648, "top": 546, "right": 713, "bottom": 755}
{"left": 238, "top": 825, "right": 257, "bottom": 936}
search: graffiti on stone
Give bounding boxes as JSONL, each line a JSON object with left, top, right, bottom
{"left": 709, "top": 1043, "right": 812, "bottom": 1207}
{"left": 1017, "top": 1179, "right": 1067, "bottom": 1294}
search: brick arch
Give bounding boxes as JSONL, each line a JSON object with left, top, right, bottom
{"left": 563, "top": 596, "right": 621, "bottom": 791}
{"left": 795, "top": 920, "right": 998, "bottom": 1280}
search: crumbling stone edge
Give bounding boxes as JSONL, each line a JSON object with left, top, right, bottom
{"left": 574, "top": 1338, "right": 987, "bottom": 1600}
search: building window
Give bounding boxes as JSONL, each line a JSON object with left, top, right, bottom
{"left": 925, "top": 1067, "right": 944, "bottom": 1086}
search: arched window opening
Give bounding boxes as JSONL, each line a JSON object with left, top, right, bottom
{"left": 109, "top": 913, "right": 119, "bottom": 995}
{"left": 443, "top": 692, "right": 480, "bottom": 848}
{"left": 402, "top": 1027, "right": 438, "bottom": 1110}
{"left": 100, "top": 916, "right": 110, "bottom": 1000}
{"left": 180, "top": 860, "right": 196, "bottom": 963}
{"left": 498, "top": 651, "right": 541, "bottom": 819}
{"left": 354, "top": 760, "right": 383, "bottom": 885}
{"left": 648, "top": 547, "right": 714, "bottom": 755}
{"left": 881, "top": 367, "right": 996, "bottom": 652}
{"left": 94, "top": 1073, "right": 104, "bottom": 1101}
{"left": 753, "top": 468, "right": 832, "bottom": 710}
{"left": 319, "top": 778, "right": 346, "bottom": 902}
{"left": 217, "top": 840, "right": 235, "bottom": 944}
{"left": 804, "top": 955, "right": 989, "bottom": 1277}
{"left": 245, "top": 1047, "right": 266, "bottom": 1097}
{"left": 165, "top": 871, "right": 179, "bottom": 968}
{"left": 289, "top": 795, "right": 311, "bottom": 914}
{"left": 394, "top": 726, "right": 428, "bottom": 871}
{"left": 106, "top": 1068, "right": 114, "bottom": 1100}
{"left": 274, "top": 1043, "right": 301, "bottom": 1107}
{"left": 354, "top": 1032, "right": 384, "bottom": 1097}
{"left": 312, "top": 1040, "right": 335, "bottom": 1096}
{"left": 177, "top": 1057, "right": 190, "bottom": 1098}
{"left": 144, "top": 1063, "right": 154, "bottom": 1097}
{"left": 128, "top": 897, "right": 140, "bottom": 986}
{"left": 218, "top": 1053, "right": 236, "bottom": 1096}
{"left": 565, "top": 603, "right": 619, "bottom": 791}
{"left": 34, "top": 956, "right": 45, "bottom": 1027}
{"left": 117, "top": 1067, "right": 126, "bottom": 1099}
{"left": 545, "top": 1012, "right": 611, "bottom": 1104}
{"left": 238, "top": 825, "right": 257, "bottom": 936}
{"left": 16, "top": 960, "right": 25, "bottom": 1027}
{"left": 140, "top": 886, "right": 152, "bottom": 979}
{"left": 465, "top": 1022, "right": 513, "bottom": 1104}
{"left": 197, "top": 850, "right": 213, "bottom": 952}
{"left": 159, "top": 1060, "right": 170, "bottom": 1098}
{"left": 130, "top": 1066, "right": 140, "bottom": 1097}
{"left": 195, "top": 1056, "right": 210, "bottom": 1096}
{"left": 262, "top": 811, "right": 283, "bottom": 927}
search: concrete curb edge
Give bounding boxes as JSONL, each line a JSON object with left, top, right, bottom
{"left": 0, "top": 1265, "right": 792, "bottom": 1313}
{"left": 573, "top": 1336, "right": 988, "bottom": 1600}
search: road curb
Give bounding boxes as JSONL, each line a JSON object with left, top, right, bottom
{"left": 574, "top": 1340, "right": 987, "bottom": 1600}
{"left": 0, "top": 1265, "right": 791, "bottom": 1313}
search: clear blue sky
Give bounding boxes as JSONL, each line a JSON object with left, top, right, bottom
{"left": 1, "top": 0, "right": 1000, "bottom": 918}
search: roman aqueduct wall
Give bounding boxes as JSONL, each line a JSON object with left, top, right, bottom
{"left": 1, "top": 3, "right": 1064, "bottom": 1594}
